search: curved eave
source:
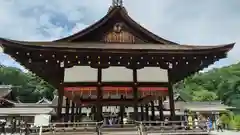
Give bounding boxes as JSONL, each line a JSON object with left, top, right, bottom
{"left": 54, "top": 6, "right": 178, "bottom": 44}
{"left": 0, "top": 38, "right": 235, "bottom": 54}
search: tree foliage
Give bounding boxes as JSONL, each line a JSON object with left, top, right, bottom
{"left": 233, "top": 115, "right": 240, "bottom": 130}
{"left": 192, "top": 89, "right": 218, "bottom": 101}
{"left": 176, "top": 63, "right": 240, "bottom": 110}
{"left": 0, "top": 62, "right": 240, "bottom": 107}
{"left": 220, "top": 113, "right": 231, "bottom": 126}
{"left": 0, "top": 65, "right": 55, "bottom": 103}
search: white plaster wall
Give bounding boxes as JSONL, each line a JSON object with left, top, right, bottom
{"left": 137, "top": 67, "right": 168, "bottom": 82}
{"left": 102, "top": 67, "right": 133, "bottom": 82}
{"left": 64, "top": 66, "right": 97, "bottom": 82}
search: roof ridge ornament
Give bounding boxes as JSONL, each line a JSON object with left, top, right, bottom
{"left": 109, "top": 0, "right": 126, "bottom": 13}
{"left": 112, "top": 0, "right": 123, "bottom": 7}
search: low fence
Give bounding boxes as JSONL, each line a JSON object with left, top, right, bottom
{"left": 30, "top": 121, "right": 103, "bottom": 134}
{"left": 136, "top": 120, "right": 210, "bottom": 135}
{"left": 0, "top": 121, "right": 103, "bottom": 135}
{"left": 0, "top": 120, "right": 211, "bottom": 135}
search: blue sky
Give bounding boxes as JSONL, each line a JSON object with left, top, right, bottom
{"left": 0, "top": 0, "right": 239, "bottom": 71}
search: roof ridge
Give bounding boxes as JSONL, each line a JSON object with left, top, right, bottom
{"left": 36, "top": 97, "right": 52, "bottom": 104}
{"left": 53, "top": 5, "right": 178, "bottom": 44}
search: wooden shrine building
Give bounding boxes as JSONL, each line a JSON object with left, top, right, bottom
{"left": 0, "top": 0, "right": 234, "bottom": 124}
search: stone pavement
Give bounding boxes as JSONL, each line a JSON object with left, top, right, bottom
{"left": 211, "top": 130, "right": 239, "bottom": 135}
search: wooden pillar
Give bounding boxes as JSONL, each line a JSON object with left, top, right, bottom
{"left": 57, "top": 68, "right": 64, "bottom": 121}
{"left": 70, "top": 101, "right": 75, "bottom": 122}
{"left": 145, "top": 104, "right": 149, "bottom": 121}
{"left": 120, "top": 95, "right": 125, "bottom": 127}
{"left": 64, "top": 97, "right": 70, "bottom": 122}
{"left": 91, "top": 106, "right": 96, "bottom": 120}
{"left": 96, "top": 68, "right": 103, "bottom": 122}
{"left": 168, "top": 69, "right": 175, "bottom": 121}
{"left": 133, "top": 68, "right": 138, "bottom": 121}
{"left": 78, "top": 105, "right": 82, "bottom": 122}
{"left": 140, "top": 105, "right": 144, "bottom": 121}
{"left": 75, "top": 106, "right": 79, "bottom": 122}
{"left": 158, "top": 96, "right": 164, "bottom": 121}
{"left": 150, "top": 101, "right": 155, "bottom": 121}
{"left": 57, "top": 87, "right": 64, "bottom": 121}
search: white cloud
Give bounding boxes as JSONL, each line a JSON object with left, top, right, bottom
{"left": 0, "top": 0, "right": 239, "bottom": 71}
{"left": 71, "top": 23, "right": 88, "bottom": 34}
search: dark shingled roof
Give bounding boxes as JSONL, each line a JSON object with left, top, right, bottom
{"left": 0, "top": 38, "right": 234, "bottom": 54}
{"left": 51, "top": 96, "right": 59, "bottom": 106}
{"left": 0, "top": 85, "right": 13, "bottom": 98}
{"left": 0, "top": 108, "right": 55, "bottom": 115}
{"left": 36, "top": 97, "right": 52, "bottom": 104}
{"left": 163, "top": 100, "right": 234, "bottom": 112}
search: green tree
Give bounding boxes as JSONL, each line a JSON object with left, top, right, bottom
{"left": 220, "top": 113, "right": 233, "bottom": 129}
{"left": 176, "top": 62, "right": 240, "bottom": 112}
{"left": 192, "top": 89, "right": 218, "bottom": 101}
{"left": 233, "top": 115, "right": 240, "bottom": 131}
{"left": 0, "top": 65, "right": 55, "bottom": 103}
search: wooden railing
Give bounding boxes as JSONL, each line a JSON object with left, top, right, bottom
{"left": 0, "top": 121, "right": 103, "bottom": 135}
{"left": 135, "top": 120, "right": 210, "bottom": 135}
{"left": 28, "top": 121, "right": 103, "bottom": 134}
{"left": 0, "top": 120, "right": 211, "bottom": 135}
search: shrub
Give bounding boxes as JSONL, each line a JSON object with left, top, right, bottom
{"left": 221, "top": 114, "right": 231, "bottom": 125}
{"left": 234, "top": 115, "right": 240, "bottom": 131}
{"left": 220, "top": 111, "right": 234, "bottom": 129}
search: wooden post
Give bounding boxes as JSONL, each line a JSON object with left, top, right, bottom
{"left": 65, "top": 98, "right": 70, "bottom": 122}
{"left": 75, "top": 106, "right": 79, "bottom": 122}
{"left": 145, "top": 104, "right": 149, "bottom": 121}
{"left": 96, "top": 68, "right": 103, "bottom": 122}
{"left": 133, "top": 68, "right": 138, "bottom": 121}
{"left": 120, "top": 95, "right": 124, "bottom": 127}
{"left": 71, "top": 101, "right": 75, "bottom": 122}
{"left": 150, "top": 101, "right": 155, "bottom": 121}
{"left": 91, "top": 106, "right": 96, "bottom": 121}
{"left": 140, "top": 105, "right": 144, "bottom": 121}
{"left": 158, "top": 96, "right": 164, "bottom": 121}
{"left": 78, "top": 105, "right": 82, "bottom": 122}
{"left": 57, "top": 68, "right": 64, "bottom": 122}
{"left": 57, "top": 87, "right": 64, "bottom": 121}
{"left": 168, "top": 70, "right": 175, "bottom": 121}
